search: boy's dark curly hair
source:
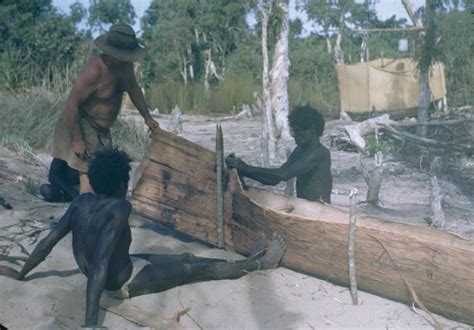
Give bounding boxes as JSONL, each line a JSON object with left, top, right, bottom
{"left": 88, "top": 148, "right": 132, "bottom": 196}
{"left": 288, "top": 104, "right": 325, "bottom": 137}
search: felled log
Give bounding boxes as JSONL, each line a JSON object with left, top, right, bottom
{"left": 131, "top": 129, "right": 474, "bottom": 325}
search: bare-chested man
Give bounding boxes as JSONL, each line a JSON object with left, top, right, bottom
{"left": 7, "top": 148, "right": 286, "bottom": 328}
{"left": 44, "top": 24, "right": 160, "bottom": 196}
{"left": 226, "top": 105, "right": 332, "bottom": 203}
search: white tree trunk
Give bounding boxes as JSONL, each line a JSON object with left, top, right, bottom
{"left": 270, "top": 0, "right": 291, "bottom": 140}
{"left": 204, "top": 48, "right": 223, "bottom": 90}
{"left": 334, "top": 13, "right": 345, "bottom": 65}
{"left": 260, "top": 0, "right": 276, "bottom": 165}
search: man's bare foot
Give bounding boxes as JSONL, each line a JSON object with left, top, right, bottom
{"left": 259, "top": 233, "right": 286, "bottom": 269}
{"left": 249, "top": 232, "right": 267, "bottom": 260}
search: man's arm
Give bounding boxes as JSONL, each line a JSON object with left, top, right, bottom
{"left": 16, "top": 206, "right": 74, "bottom": 280}
{"left": 84, "top": 200, "right": 132, "bottom": 327}
{"left": 126, "top": 66, "right": 160, "bottom": 134}
{"left": 226, "top": 149, "right": 323, "bottom": 186}
{"left": 64, "top": 59, "right": 101, "bottom": 159}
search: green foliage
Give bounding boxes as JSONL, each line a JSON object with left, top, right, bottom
{"left": 22, "top": 177, "right": 39, "bottom": 196}
{"left": 88, "top": 0, "right": 136, "bottom": 33}
{"left": 0, "top": 0, "right": 471, "bottom": 118}
{"left": 436, "top": 10, "right": 473, "bottom": 106}
{"left": 364, "top": 134, "right": 395, "bottom": 157}
{"left": 0, "top": 91, "right": 148, "bottom": 160}
{"left": 141, "top": 0, "right": 250, "bottom": 86}
{"left": 111, "top": 119, "right": 148, "bottom": 160}
{"left": 146, "top": 72, "right": 259, "bottom": 114}
{"left": 0, "top": 0, "right": 87, "bottom": 91}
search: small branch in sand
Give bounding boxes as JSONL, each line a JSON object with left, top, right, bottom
{"left": 171, "top": 307, "right": 192, "bottom": 322}
{"left": 177, "top": 290, "right": 203, "bottom": 330}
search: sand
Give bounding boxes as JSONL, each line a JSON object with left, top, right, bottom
{"left": 1, "top": 113, "right": 473, "bottom": 329}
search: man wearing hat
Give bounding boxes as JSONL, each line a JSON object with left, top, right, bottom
{"left": 40, "top": 24, "right": 160, "bottom": 199}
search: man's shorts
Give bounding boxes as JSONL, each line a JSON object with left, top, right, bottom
{"left": 52, "top": 112, "right": 112, "bottom": 173}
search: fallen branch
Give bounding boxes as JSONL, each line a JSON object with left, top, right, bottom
{"left": 383, "top": 125, "right": 473, "bottom": 153}
{"left": 177, "top": 290, "right": 203, "bottom": 330}
{"left": 393, "top": 118, "right": 474, "bottom": 127}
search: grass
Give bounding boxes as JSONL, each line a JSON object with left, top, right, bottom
{"left": 0, "top": 89, "right": 149, "bottom": 160}
{"left": 145, "top": 74, "right": 340, "bottom": 116}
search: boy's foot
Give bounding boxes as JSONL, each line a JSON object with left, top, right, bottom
{"left": 259, "top": 233, "right": 287, "bottom": 269}
{"left": 249, "top": 232, "right": 267, "bottom": 260}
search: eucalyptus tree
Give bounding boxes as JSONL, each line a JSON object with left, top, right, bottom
{"left": 141, "top": 0, "right": 250, "bottom": 89}
{"left": 0, "top": 0, "right": 84, "bottom": 90}
{"left": 88, "top": 0, "right": 136, "bottom": 34}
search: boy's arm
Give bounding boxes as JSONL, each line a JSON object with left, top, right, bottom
{"left": 227, "top": 148, "right": 325, "bottom": 186}
{"left": 126, "top": 65, "right": 160, "bottom": 134}
{"left": 17, "top": 206, "right": 74, "bottom": 280}
{"left": 84, "top": 201, "right": 131, "bottom": 327}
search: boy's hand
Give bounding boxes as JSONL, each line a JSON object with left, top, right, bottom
{"left": 225, "top": 154, "right": 246, "bottom": 171}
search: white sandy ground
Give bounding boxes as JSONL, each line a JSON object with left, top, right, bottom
{"left": 1, "top": 113, "right": 473, "bottom": 329}
{"left": 0, "top": 214, "right": 470, "bottom": 329}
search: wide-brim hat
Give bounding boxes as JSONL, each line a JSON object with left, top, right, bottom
{"left": 94, "top": 24, "right": 148, "bottom": 62}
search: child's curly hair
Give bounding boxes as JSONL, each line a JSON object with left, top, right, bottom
{"left": 288, "top": 104, "right": 325, "bottom": 137}
{"left": 88, "top": 148, "right": 132, "bottom": 196}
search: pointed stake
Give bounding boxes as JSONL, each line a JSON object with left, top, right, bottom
{"left": 215, "top": 124, "right": 225, "bottom": 248}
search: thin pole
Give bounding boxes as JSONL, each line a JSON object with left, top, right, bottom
{"left": 215, "top": 124, "right": 225, "bottom": 248}
{"left": 348, "top": 188, "right": 359, "bottom": 305}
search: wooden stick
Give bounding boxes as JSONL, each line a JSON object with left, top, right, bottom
{"left": 383, "top": 125, "right": 473, "bottom": 152}
{"left": 348, "top": 188, "right": 359, "bottom": 305}
{"left": 215, "top": 124, "right": 225, "bottom": 248}
{"left": 393, "top": 119, "right": 474, "bottom": 127}
{"left": 349, "top": 26, "right": 424, "bottom": 33}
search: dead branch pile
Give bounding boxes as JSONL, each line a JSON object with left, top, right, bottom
{"left": 328, "top": 111, "right": 474, "bottom": 156}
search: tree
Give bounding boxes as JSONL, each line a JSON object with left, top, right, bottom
{"left": 141, "top": 0, "right": 250, "bottom": 88}
{"left": 0, "top": 0, "right": 85, "bottom": 90}
{"left": 270, "top": 0, "right": 291, "bottom": 140}
{"left": 88, "top": 0, "right": 136, "bottom": 33}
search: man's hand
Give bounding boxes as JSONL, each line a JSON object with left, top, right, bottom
{"left": 73, "top": 139, "right": 88, "bottom": 160}
{"left": 145, "top": 118, "right": 160, "bottom": 135}
{"left": 225, "top": 153, "right": 247, "bottom": 171}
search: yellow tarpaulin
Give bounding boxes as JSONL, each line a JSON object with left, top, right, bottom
{"left": 336, "top": 58, "right": 447, "bottom": 113}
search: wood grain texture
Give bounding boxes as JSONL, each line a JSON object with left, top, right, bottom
{"left": 131, "top": 129, "right": 474, "bottom": 325}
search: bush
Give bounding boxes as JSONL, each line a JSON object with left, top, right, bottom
{"left": 0, "top": 90, "right": 148, "bottom": 160}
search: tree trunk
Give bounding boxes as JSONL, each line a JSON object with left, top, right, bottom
{"left": 270, "top": 0, "right": 291, "bottom": 140}
{"left": 417, "top": 68, "right": 430, "bottom": 137}
{"left": 260, "top": 0, "right": 276, "bottom": 165}
{"left": 334, "top": 13, "right": 344, "bottom": 65}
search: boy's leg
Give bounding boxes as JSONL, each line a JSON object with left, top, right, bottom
{"left": 127, "top": 233, "right": 286, "bottom": 298}
{"left": 130, "top": 232, "right": 267, "bottom": 266}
